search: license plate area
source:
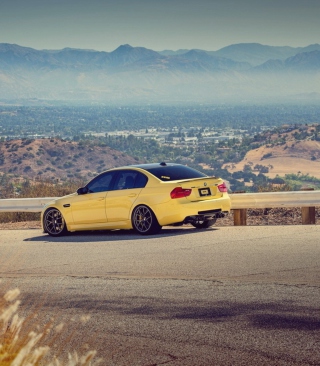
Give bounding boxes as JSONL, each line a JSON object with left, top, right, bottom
{"left": 199, "top": 188, "right": 211, "bottom": 197}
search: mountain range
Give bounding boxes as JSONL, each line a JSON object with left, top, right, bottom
{"left": 0, "top": 43, "right": 319, "bottom": 104}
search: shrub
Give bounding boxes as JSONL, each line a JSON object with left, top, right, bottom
{"left": 63, "top": 162, "right": 74, "bottom": 169}
{"left": 261, "top": 152, "right": 273, "bottom": 160}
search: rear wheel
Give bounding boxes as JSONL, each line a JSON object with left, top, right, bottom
{"left": 132, "top": 205, "right": 162, "bottom": 235}
{"left": 191, "top": 217, "right": 217, "bottom": 229}
{"left": 43, "top": 208, "right": 68, "bottom": 237}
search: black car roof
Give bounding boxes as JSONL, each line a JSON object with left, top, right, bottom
{"left": 129, "top": 162, "right": 207, "bottom": 181}
{"left": 130, "top": 162, "right": 180, "bottom": 169}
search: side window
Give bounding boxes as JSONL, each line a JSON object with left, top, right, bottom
{"left": 113, "top": 171, "right": 148, "bottom": 190}
{"left": 114, "top": 171, "right": 136, "bottom": 190}
{"left": 87, "top": 172, "right": 115, "bottom": 193}
{"left": 135, "top": 172, "right": 148, "bottom": 188}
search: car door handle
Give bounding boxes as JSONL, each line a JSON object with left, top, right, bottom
{"left": 98, "top": 197, "right": 105, "bottom": 201}
{"left": 128, "top": 194, "right": 137, "bottom": 197}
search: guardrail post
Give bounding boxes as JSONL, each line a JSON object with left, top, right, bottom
{"left": 302, "top": 207, "right": 316, "bottom": 225}
{"left": 301, "top": 188, "right": 316, "bottom": 225}
{"left": 232, "top": 191, "right": 247, "bottom": 226}
{"left": 233, "top": 209, "right": 247, "bottom": 226}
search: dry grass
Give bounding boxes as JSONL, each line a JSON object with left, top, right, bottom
{"left": 0, "top": 178, "right": 104, "bottom": 363}
{"left": 0, "top": 286, "right": 101, "bottom": 365}
{"left": 224, "top": 140, "right": 320, "bottom": 179}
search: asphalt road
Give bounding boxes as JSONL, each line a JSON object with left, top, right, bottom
{"left": 0, "top": 225, "right": 320, "bottom": 365}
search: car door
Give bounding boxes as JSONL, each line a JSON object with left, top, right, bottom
{"left": 70, "top": 171, "right": 117, "bottom": 227}
{"left": 105, "top": 170, "right": 148, "bottom": 223}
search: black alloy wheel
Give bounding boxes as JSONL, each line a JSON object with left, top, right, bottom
{"left": 43, "top": 208, "right": 68, "bottom": 237}
{"left": 132, "top": 205, "right": 162, "bottom": 235}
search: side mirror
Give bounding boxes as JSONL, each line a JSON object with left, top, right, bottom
{"left": 77, "top": 187, "right": 88, "bottom": 195}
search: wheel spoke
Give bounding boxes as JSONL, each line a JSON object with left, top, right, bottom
{"left": 134, "top": 206, "right": 152, "bottom": 233}
{"left": 44, "top": 209, "right": 66, "bottom": 236}
{"left": 132, "top": 205, "right": 161, "bottom": 235}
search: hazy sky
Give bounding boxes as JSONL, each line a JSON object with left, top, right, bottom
{"left": 0, "top": 0, "right": 319, "bottom": 52}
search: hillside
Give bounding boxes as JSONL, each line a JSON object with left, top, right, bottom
{"left": 0, "top": 138, "right": 140, "bottom": 181}
{"left": 224, "top": 126, "right": 320, "bottom": 178}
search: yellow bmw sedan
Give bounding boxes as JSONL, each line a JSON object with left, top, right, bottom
{"left": 41, "top": 162, "right": 231, "bottom": 236}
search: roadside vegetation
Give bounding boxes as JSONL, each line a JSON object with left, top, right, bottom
{"left": 280, "top": 173, "right": 320, "bottom": 190}
{"left": 0, "top": 286, "right": 100, "bottom": 365}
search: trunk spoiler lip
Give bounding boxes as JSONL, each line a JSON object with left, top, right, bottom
{"left": 172, "top": 176, "right": 219, "bottom": 184}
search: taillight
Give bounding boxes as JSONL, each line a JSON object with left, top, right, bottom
{"left": 170, "top": 187, "right": 192, "bottom": 199}
{"left": 218, "top": 182, "right": 228, "bottom": 193}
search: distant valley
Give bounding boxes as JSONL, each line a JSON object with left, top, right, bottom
{"left": 0, "top": 42, "right": 320, "bottom": 104}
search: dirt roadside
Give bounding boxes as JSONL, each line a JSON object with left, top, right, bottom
{"left": 0, "top": 221, "right": 42, "bottom": 230}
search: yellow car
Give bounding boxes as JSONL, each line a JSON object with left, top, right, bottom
{"left": 41, "top": 162, "right": 230, "bottom": 236}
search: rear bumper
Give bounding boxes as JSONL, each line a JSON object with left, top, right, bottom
{"left": 198, "top": 208, "right": 222, "bottom": 215}
{"left": 155, "top": 195, "right": 231, "bottom": 226}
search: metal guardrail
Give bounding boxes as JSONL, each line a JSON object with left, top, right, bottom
{"left": 0, "top": 190, "right": 319, "bottom": 225}
{"left": 0, "top": 197, "right": 57, "bottom": 212}
{"left": 230, "top": 190, "right": 319, "bottom": 226}
{"left": 229, "top": 190, "right": 320, "bottom": 209}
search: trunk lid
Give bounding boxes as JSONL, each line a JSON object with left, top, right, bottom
{"left": 178, "top": 177, "right": 226, "bottom": 201}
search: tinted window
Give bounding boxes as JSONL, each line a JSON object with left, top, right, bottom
{"left": 135, "top": 172, "right": 148, "bottom": 188}
{"left": 87, "top": 171, "right": 116, "bottom": 193}
{"left": 113, "top": 170, "right": 148, "bottom": 190}
{"left": 144, "top": 165, "right": 207, "bottom": 181}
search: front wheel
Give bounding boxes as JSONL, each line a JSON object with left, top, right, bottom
{"left": 43, "top": 208, "right": 68, "bottom": 237}
{"left": 132, "top": 205, "right": 162, "bottom": 235}
{"left": 191, "top": 217, "right": 217, "bottom": 229}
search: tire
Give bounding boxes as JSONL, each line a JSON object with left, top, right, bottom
{"left": 132, "top": 205, "right": 162, "bottom": 235}
{"left": 43, "top": 208, "right": 68, "bottom": 237}
{"left": 191, "top": 217, "right": 217, "bottom": 229}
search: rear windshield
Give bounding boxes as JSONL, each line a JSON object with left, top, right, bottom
{"left": 144, "top": 165, "right": 207, "bottom": 181}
